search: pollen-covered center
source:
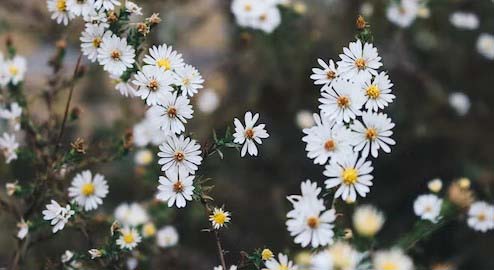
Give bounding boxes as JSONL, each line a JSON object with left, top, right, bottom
{"left": 92, "top": 37, "right": 102, "bottom": 48}
{"left": 173, "top": 180, "right": 184, "bottom": 193}
{"left": 157, "top": 58, "right": 171, "bottom": 70}
{"left": 56, "top": 0, "right": 67, "bottom": 11}
{"left": 111, "top": 50, "right": 121, "bottom": 60}
{"left": 245, "top": 128, "right": 255, "bottom": 139}
{"left": 355, "top": 58, "right": 367, "bottom": 70}
{"left": 81, "top": 182, "right": 95, "bottom": 196}
{"left": 173, "top": 151, "right": 185, "bottom": 162}
{"left": 212, "top": 212, "right": 227, "bottom": 225}
{"left": 342, "top": 168, "right": 359, "bottom": 185}
{"left": 123, "top": 233, "right": 134, "bottom": 244}
{"left": 167, "top": 106, "right": 177, "bottom": 118}
{"left": 477, "top": 213, "right": 487, "bottom": 221}
{"left": 182, "top": 78, "right": 191, "bottom": 86}
{"left": 306, "top": 216, "right": 320, "bottom": 229}
{"left": 148, "top": 79, "right": 159, "bottom": 91}
{"left": 337, "top": 96, "right": 350, "bottom": 108}
{"left": 244, "top": 3, "right": 252, "bottom": 12}
{"left": 324, "top": 139, "right": 335, "bottom": 151}
{"left": 259, "top": 14, "right": 267, "bottom": 21}
{"left": 365, "top": 128, "right": 377, "bottom": 141}
{"left": 366, "top": 84, "right": 381, "bottom": 99}
{"left": 326, "top": 70, "right": 336, "bottom": 80}
{"left": 381, "top": 262, "right": 398, "bottom": 270}
{"left": 8, "top": 65, "right": 18, "bottom": 76}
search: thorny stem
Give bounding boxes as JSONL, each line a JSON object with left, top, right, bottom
{"left": 56, "top": 52, "right": 83, "bottom": 151}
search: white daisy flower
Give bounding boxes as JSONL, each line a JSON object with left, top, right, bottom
{"left": 114, "top": 202, "right": 149, "bottom": 227}
{"left": 4, "top": 55, "right": 27, "bottom": 86}
{"left": 97, "top": 34, "right": 135, "bottom": 76}
{"left": 353, "top": 205, "right": 385, "bottom": 237}
{"left": 17, "top": 219, "right": 29, "bottom": 240}
{"left": 386, "top": 0, "right": 419, "bottom": 28}
{"left": 0, "top": 132, "right": 19, "bottom": 164}
{"left": 0, "top": 102, "right": 22, "bottom": 130}
{"left": 147, "top": 91, "right": 193, "bottom": 134}
{"left": 413, "top": 194, "right": 443, "bottom": 223}
{"left": 361, "top": 71, "right": 395, "bottom": 111}
{"left": 286, "top": 180, "right": 326, "bottom": 219}
{"left": 134, "top": 149, "right": 153, "bottom": 166}
{"left": 209, "top": 207, "right": 231, "bottom": 229}
{"left": 133, "top": 115, "right": 168, "bottom": 147}
{"left": 47, "top": 0, "right": 75, "bottom": 26}
{"left": 116, "top": 227, "right": 142, "bottom": 250}
{"left": 133, "top": 65, "right": 174, "bottom": 106}
{"left": 42, "top": 200, "right": 75, "bottom": 233}
{"left": 157, "top": 134, "right": 203, "bottom": 176}
{"left": 295, "top": 110, "right": 315, "bottom": 129}
{"left": 310, "top": 59, "right": 339, "bottom": 89}
{"left": 80, "top": 24, "right": 111, "bottom": 63}
{"left": 94, "top": 0, "right": 120, "bottom": 11}
{"left": 449, "top": 12, "right": 479, "bottom": 30}
{"left": 337, "top": 39, "right": 382, "bottom": 82}
{"left": 251, "top": 6, "right": 281, "bottom": 34}
{"left": 312, "top": 241, "right": 362, "bottom": 270}
{"left": 125, "top": 1, "right": 142, "bottom": 15}
{"left": 173, "top": 64, "right": 204, "bottom": 97}
{"left": 66, "top": 0, "right": 95, "bottom": 17}
{"left": 233, "top": 111, "right": 270, "bottom": 157}
{"left": 448, "top": 92, "right": 470, "bottom": 116}
{"left": 156, "top": 226, "right": 179, "bottom": 248}
{"left": 286, "top": 205, "right": 336, "bottom": 248}
{"left": 302, "top": 113, "right": 353, "bottom": 165}
{"left": 476, "top": 33, "right": 494, "bottom": 60}
{"left": 467, "top": 201, "right": 494, "bottom": 232}
{"left": 197, "top": 88, "right": 220, "bottom": 114}
{"left": 110, "top": 74, "right": 137, "bottom": 97}
{"left": 83, "top": 9, "right": 109, "bottom": 28}
{"left": 324, "top": 152, "right": 374, "bottom": 202}
{"left": 373, "top": 249, "right": 414, "bottom": 270}
{"left": 68, "top": 170, "right": 109, "bottom": 211}
{"left": 349, "top": 112, "right": 396, "bottom": 158}
{"left": 143, "top": 44, "right": 185, "bottom": 72}
{"left": 156, "top": 169, "right": 195, "bottom": 208}
{"left": 319, "top": 79, "right": 366, "bottom": 123}
{"left": 265, "top": 253, "right": 297, "bottom": 270}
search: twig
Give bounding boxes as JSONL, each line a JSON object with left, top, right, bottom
{"left": 214, "top": 230, "right": 227, "bottom": 270}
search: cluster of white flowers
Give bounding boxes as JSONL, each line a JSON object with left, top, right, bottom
{"left": 304, "top": 39, "right": 396, "bottom": 203}
{"left": 231, "top": 0, "right": 284, "bottom": 34}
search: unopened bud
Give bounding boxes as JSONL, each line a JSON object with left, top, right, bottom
{"left": 356, "top": 15, "right": 367, "bottom": 30}
{"left": 146, "top": 13, "right": 161, "bottom": 25}
{"left": 137, "top": 23, "right": 150, "bottom": 36}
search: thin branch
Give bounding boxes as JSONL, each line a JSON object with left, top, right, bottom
{"left": 214, "top": 230, "right": 227, "bottom": 270}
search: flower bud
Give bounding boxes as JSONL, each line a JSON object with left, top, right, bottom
{"left": 427, "top": 178, "right": 442, "bottom": 193}
{"left": 356, "top": 15, "right": 367, "bottom": 30}
{"left": 261, "top": 248, "right": 274, "bottom": 261}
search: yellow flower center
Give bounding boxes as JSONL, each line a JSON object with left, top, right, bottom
{"left": 92, "top": 37, "right": 102, "bottom": 48}
{"left": 81, "top": 183, "right": 95, "bottom": 196}
{"left": 279, "top": 265, "right": 289, "bottom": 270}
{"left": 355, "top": 58, "right": 367, "bottom": 70}
{"left": 478, "top": 213, "right": 486, "bottom": 221}
{"left": 174, "top": 151, "right": 185, "bottom": 162}
{"left": 123, "top": 233, "right": 134, "bottom": 244}
{"left": 326, "top": 70, "right": 336, "bottom": 80}
{"left": 244, "top": 3, "right": 252, "bottom": 11}
{"left": 56, "top": 0, "right": 67, "bottom": 11}
{"left": 366, "top": 84, "right": 380, "bottom": 99}
{"left": 143, "top": 223, "right": 156, "bottom": 237}
{"left": 245, "top": 128, "right": 254, "bottom": 139}
{"left": 342, "top": 168, "right": 358, "bottom": 185}
{"left": 157, "top": 58, "right": 171, "bottom": 70}
{"left": 324, "top": 139, "right": 335, "bottom": 151}
{"left": 212, "top": 212, "right": 227, "bottom": 225}
{"left": 381, "top": 262, "right": 398, "bottom": 270}
{"left": 8, "top": 65, "right": 18, "bottom": 76}
{"left": 182, "top": 78, "right": 191, "bottom": 86}
{"left": 111, "top": 50, "right": 121, "bottom": 60}
{"left": 173, "top": 181, "right": 184, "bottom": 193}
{"left": 365, "top": 128, "right": 377, "bottom": 141}
{"left": 337, "top": 96, "right": 350, "bottom": 108}
{"left": 306, "top": 216, "right": 320, "bottom": 229}
{"left": 167, "top": 106, "right": 177, "bottom": 118}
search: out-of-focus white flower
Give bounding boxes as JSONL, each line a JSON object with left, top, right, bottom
{"left": 448, "top": 92, "right": 470, "bottom": 116}
{"left": 88, "top": 249, "right": 103, "bottom": 259}
{"left": 6, "top": 181, "right": 19, "bottom": 196}
{"left": 68, "top": 170, "right": 109, "bottom": 211}
{"left": 310, "top": 59, "right": 339, "bottom": 89}
{"left": 386, "top": 0, "right": 419, "bottom": 28}
{"left": 61, "top": 250, "right": 74, "bottom": 263}
{"left": 147, "top": 92, "right": 193, "bottom": 134}
{"left": 319, "top": 79, "right": 366, "bottom": 123}
{"left": 0, "top": 132, "right": 19, "bottom": 164}
{"left": 3, "top": 56, "right": 27, "bottom": 85}
{"left": 312, "top": 241, "right": 362, "bottom": 270}
{"left": 127, "top": 257, "right": 138, "bottom": 270}
{"left": 0, "top": 102, "right": 22, "bottom": 130}
{"left": 95, "top": 0, "right": 120, "bottom": 11}
{"left": 265, "top": 253, "right": 297, "bottom": 270}
{"left": 156, "top": 170, "right": 195, "bottom": 208}
{"left": 157, "top": 134, "right": 203, "bottom": 176}
{"left": 81, "top": 24, "right": 111, "bottom": 63}
{"left": 324, "top": 152, "right": 374, "bottom": 202}
{"left": 197, "top": 88, "right": 220, "bottom": 114}
{"left": 427, "top": 178, "right": 443, "bottom": 193}
{"left": 114, "top": 202, "right": 149, "bottom": 227}
{"left": 97, "top": 34, "right": 135, "bottom": 76}
{"left": 173, "top": 64, "right": 204, "bottom": 97}
{"left": 134, "top": 149, "right": 153, "bottom": 166}
{"left": 467, "top": 201, "right": 494, "bottom": 232}
{"left": 116, "top": 227, "right": 142, "bottom": 250}
{"left": 66, "top": 0, "right": 95, "bottom": 17}
{"left": 449, "top": 12, "right": 479, "bottom": 30}
{"left": 302, "top": 113, "right": 353, "bottom": 165}
{"left": 231, "top": 0, "right": 282, "bottom": 33}
{"left": 17, "top": 219, "right": 29, "bottom": 239}
{"left": 233, "top": 111, "right": 270, "bottom": 157}
{"left": 353, "top": 205, "right": 385, "bottom": 237}
{"left": 373, "top": 249, "right": 414, "bottom": 270}
{"left": 337, "top": 40, "right": 382, "bottom": 82}
{"left": 42, "top": 200, "right": 75, "bottom": 233}
{"left": 251, "top": 7, "right": 281, "bottom": 34}
{"left": 141, "top": 222, "right": 156, "bottom": 238}
{"left": 133, "top": 65, "right": 174, "bottom": 105}
{"left": 209, "top": 207, "right": 231, "bottom": 229}
{"left": 125, "top": 1, "right": 142, "bottom": 15}
{"left": 295, "top": 110, "right": 315, "bottom": 129}
{"left": 47, "top": 0, "right": 75, "bottom": 25}
{"left": 413, "top": 194, "right": 443, "bottom": 223}
{"left": 133, "top": 114, "right": 168, "bottom": 147}
{"left": 477, "top": 33, "right": 494, "bottom": 60}
{"left": 214, "top": 266, "right": 238, "bottom": 270}
{"left": 110, "top": 75, "right": 136, "bottom": 97}
{"left": 156, "top": 225, "right": 179, "bottom": 248}
{"left": 143, "top": 44, "right": 185, "bottom": 72}
{"left": 360, "top": 2, "right": 374, "bottom": 17}
{"left": 349, "top": 112, "right": 396, "bottom": 158}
